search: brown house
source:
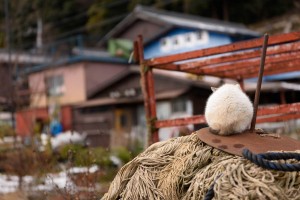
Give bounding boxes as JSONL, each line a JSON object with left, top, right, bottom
{"left": 0, "top": 51, "right": 50, "bottom": 125}
{"left": 16, "top": 55, "right": 129, "bottom": 137}
{"left": 72, "top": 66, "right": 218, "bottom": 148}
{"left": 73, "top": 63, "right": 300, "bottom": 148}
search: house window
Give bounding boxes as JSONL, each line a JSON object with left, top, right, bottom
{"left": 196, "top": 31, "right": 203, "bottom": 40}
{"left": 161, "top": 38, "right": 168, "bottom": 46}
{"left": 194, "top": 31, "right": 209, "bottom": 44}
{"left": 124, "top": 88, "right": 136, "bottom": 97}
{"left": 109, "top": 88, "right": 141, "bottom": 98}
{"left": 172, "top": 38, "right": 179, "bottom": 45}
{"left": 172, "top": 98, "right": 187, "bottom": 113}
{"left": 120, "top": 113, "right": 127, "bottom": 128}
{"left": 110, "top": 91, "right": 121, "bottom": 98}
{"left": 160, "top": 30, "right": 209, "bottom": 52}
{"left": 185, "top": 35, "right": 191, "bottom": 42}
{"left": 160, "top": 38, "right": 171, "bottom": 52}
{"left": 46, "top": 75, "right": 65, "bottom": 96}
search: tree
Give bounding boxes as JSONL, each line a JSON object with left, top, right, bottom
{"left": 86, "top": 0, "right": 130, "bottom": 36}
{"left": 0, "top": 0, "right": 296, "bottom": 50}
{"left": 1, "top": 0, "right": 91, "bottom": 50}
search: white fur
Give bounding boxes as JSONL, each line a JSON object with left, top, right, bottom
{"left": 205, "top": 84, "right": 253, "bottom": 135}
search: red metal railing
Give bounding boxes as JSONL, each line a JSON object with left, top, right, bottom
{"left": 135, "top": 31, "right": 300, "bottom": 145}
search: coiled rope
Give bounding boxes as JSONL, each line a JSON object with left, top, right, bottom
{"left": 242, "top": 148, "right": 300, "bottom": 172}
{"left": 205, "top": 149, "right": 300, "bottom": 200}
{"left": 103, "top": 133, "right": 300, "bottom": 200}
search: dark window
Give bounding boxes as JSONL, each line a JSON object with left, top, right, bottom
{"left": 80, "top": 106, "right": 110, "bottom": 114}
{"left": 172, "top": 99, "right": 187, "bottom": 113}
{"left": 196, "top": 32, "right": 203, "bottom": 40}
{"left": 120, "top": 113, "right": 127, "bottom": 128}
{"left": 185, "top": 35, "right": 191, "bottom": 42}
{"left": 173, "top": 38, "right": 179, "bottom": 45}
{"left": 161, "top": 38, "right": 167, "bottom": 46}
{"left": 46, "top": 75, "right": 64, "bottom": 96}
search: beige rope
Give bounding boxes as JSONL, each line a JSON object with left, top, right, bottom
{"left": 102, "top": 133, "right": 300, "bottom": 200}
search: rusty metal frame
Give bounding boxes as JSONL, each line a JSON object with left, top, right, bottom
{"left": 250, "top": 34, "right": 269, "bottom": 131}
{"left": 134, "top": 31, "right": 300, "bottom": 145}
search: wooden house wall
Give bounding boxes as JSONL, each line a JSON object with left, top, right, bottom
{"left": 72, "top": 106, "right": 113, "bottom": 148}
{"left": 94, "top": 73, "right": 190, "bottom": 99}
{"left": 84, "top": 62, "right": 128, "bottom": 98}
{"left": 0, "top": 64, "right": 13, "bottom": 106}
{"left": 116, "top": 20, "right": 165, "bottom": 42}
{"left": 72, "top": 104, "right": 140, "bottom": 148}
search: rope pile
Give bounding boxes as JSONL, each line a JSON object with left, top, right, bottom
{"left": 102, "top": 133, "right": 300, "bottom": 200}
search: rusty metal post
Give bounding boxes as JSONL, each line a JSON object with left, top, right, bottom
{"left": 146, "top": 70, "right": 159, "bottom": 143}
{"left": 250, "top": 34, "right": 269, "bottom": 132}
{"left": 136, "top": 35, "right": 158, "bottom": 146}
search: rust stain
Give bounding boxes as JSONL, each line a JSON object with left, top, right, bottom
{"left": 197, "top": 128, "right": 300, "bottom": 156}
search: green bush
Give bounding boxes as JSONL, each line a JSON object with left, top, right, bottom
{"left": 74, "top": 147, "right": 112, "bottom": 167}
{"left": 57, "top": 143, "right": 85, "bottom": 163}
{"left": 111, "top": 146, "right": 132, "bottom": 164}
{"left": 0, "top": 124, "right": 15, "bottom": 138}
{"left": 89, "top": 147, "right": 112, "bottom": 167}
{"left": 58, "top": 144, "right": 112, "bottom": 167}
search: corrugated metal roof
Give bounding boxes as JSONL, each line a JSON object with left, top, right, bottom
{"left": 0, "top": 50, "right": 50, "bottom": 64}
{"left": 22, "top": 55, "right": 128, "bottom": 75}
{"left": 100, "top": 5, "right": 260, "bottom": 44}
{"left": 134, "top": 5, "right": 260, "bottom": 36}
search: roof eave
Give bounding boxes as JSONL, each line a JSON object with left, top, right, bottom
{"left": 98, "top": 12, "right": 137, "bottom": 46}
{"left": 23, "top": 55, "right": 128, "bottom": 75}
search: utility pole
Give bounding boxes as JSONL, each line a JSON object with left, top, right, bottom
{"left": 4, "top": 0, "right": 15, "bottom": 129}
{"left": 36, "top": 17, "right": 43, "bottom": 50}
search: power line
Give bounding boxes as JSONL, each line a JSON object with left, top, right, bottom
{"left": 105, "top": 0, "right": 130, "bottom": 8}
{"left": 151, "top": 0, "right": 182, "bottom": 8}
{"left": 51, "top": 12, "right": 87, "bottom": 26}
{"left": 48, "top": 0, "right": 130, "bottom": 27}
{"left": 12, "top": 0, "right": 131, "bottom": 48}
{"left": 48, "top": 13, "right": 129, "bottom": 40}
{"left": 51, "top": 0, "right": 175, "bottom": 39}
{"left": 50, "top": 0, "right": 184, "bottom": 40}
{"left": 14, "top": 13, "right": 128, "bottom": 49}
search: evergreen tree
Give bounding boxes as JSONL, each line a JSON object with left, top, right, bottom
{"left": 0, "top": 0, "right": 297, "bottom": 50}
